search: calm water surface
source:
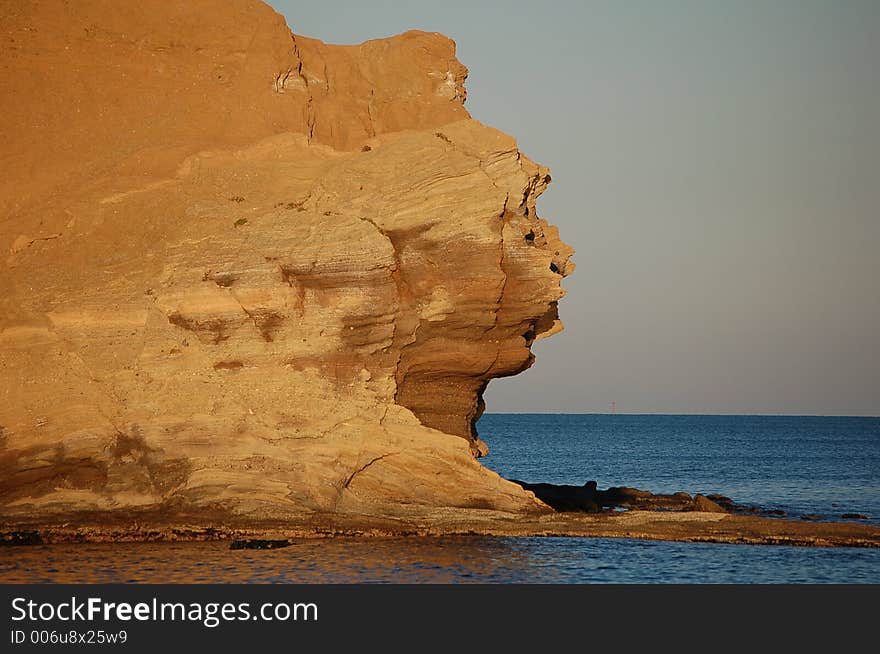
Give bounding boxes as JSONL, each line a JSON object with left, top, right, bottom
{"left": 1, "top": 537, "right": 878, "bottom": 584}
{"left": 1, "top": 415, "right": 877, "bottom": 583}
{"left": 481, "top": 414, "right": 880, "bottom": 524}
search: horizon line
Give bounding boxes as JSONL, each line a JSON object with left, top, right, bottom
{"left": 481, "top": 412, "right": 880, "bottom": 418}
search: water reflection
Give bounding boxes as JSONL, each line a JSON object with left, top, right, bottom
{"left": 0, "top": 537, "right": 540, "bottom": 584}
{"left": 2, "top": 536, "right": 878, "bottom": 583}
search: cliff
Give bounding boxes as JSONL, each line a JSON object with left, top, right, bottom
{"left": 0, "top": 0, "right": 573, "bottom": 525}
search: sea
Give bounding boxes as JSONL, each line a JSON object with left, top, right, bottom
{"left": 1, "top": 414, "right": 878, "bottom": 584}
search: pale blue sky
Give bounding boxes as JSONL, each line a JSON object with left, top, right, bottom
{"left": 268, "top": 0, "right": 879, "bottom": 415}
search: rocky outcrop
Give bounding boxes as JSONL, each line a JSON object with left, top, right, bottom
{"left": 512, "top": 481, "right": 730, "bottom": 514}
{"left": 0, "top": 1, "right": 572, "bottom": 526}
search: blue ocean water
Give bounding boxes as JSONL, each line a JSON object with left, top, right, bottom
{"left": 1, "top": 536, "right": 877, "bottom": 584}
{"left": 480, "top": 414, "right": 880, "bottom": 525}
{"left": 1, "top": 414, "right": 877, "bottom": 583}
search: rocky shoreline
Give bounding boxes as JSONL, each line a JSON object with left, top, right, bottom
{"left": 2, "top": 2, "right": 873, "bottom": 554}
{"left": 4, "top": 478, "right": 877, "bottom": 549}
{"left": 3, "top": 506, "right": 878, "bottom": 549}
{"left": 512, "top": 480, "right": 870, "bottom": 521}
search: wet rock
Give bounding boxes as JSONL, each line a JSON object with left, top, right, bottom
{"left": 841, "top": 513, "right": 869, "bottom": 520}
{"left": 800, "top": 514, "right": 823, "bottom": 521}
{"left": 605, "top": 486, "right": 653, "bottom": 501}
{"left": 230, "top": 539, "right": 293, "bottom": 550}
{"left": 512, "top": 481, "right": 602, "bottom": 513}
{"left": 0, "top": 531, "right": 43, "bottom": 546}
{"left": 702, "top": 494, "right": 787, "bottom": 517}
{"left": 706, "top": 494, "right": 736, "bottom": 511}
{"left": 512, "top": 481, "right": 730, "bottom": 514}
{"left": 692, "top": 494, "right": 727, "bottom": 513}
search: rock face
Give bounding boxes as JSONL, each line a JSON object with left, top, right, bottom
{"left": 0, "top": 0, "right": 572, "bottom": 526}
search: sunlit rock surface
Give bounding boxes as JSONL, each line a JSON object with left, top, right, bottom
{"left": 0, "top": 0, "right": 572, "bottom": 525}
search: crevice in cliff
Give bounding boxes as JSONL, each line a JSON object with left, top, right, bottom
{"left": 290, "top": 33, "right": 316, "bottom": 142}
{"left": 272, "top": 68, "right": 292, "bottom": 93}
{"left": 343, "top": 452, "right": 398, "bottom": 489}
{"left": 367, "top": 89, "right": 377, "bottom": 138}
{"left": 468, "top": 380, "right": 490, "bottom": 457}
{"left": 379, "top": 403, "right": 391, "bottom": 425}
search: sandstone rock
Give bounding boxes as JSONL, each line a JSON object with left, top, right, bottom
{"left": 692, "top": 494, "right": 727, "bottom": 513}
{"left": 0, "top": 1, "right": 572, "bottom": 526}
{"left": 706, "top": 493, "right": 735, "bottom": 510}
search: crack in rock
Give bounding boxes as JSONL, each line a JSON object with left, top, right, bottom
{"left": 343, "top": 452, "right": 399, "bottom": 489}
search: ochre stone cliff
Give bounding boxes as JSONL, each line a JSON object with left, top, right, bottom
{"left": 0, "top": 0, "right": 573, "bottom": 526}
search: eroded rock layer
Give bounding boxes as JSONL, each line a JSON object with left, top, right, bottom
{"left": 0, "top": 0, "right": 572, "bottom": 525}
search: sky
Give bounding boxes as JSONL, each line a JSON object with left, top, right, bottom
{"left": 268, "top": 0, "right": 880, "bottom": 415}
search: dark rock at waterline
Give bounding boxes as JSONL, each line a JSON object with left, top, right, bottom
{"left": 706, "top": 494, "right": 736, "bottom": 510}
{"left": 229, "top": 539, "right": 293, "bottom": 550}
{"left": 511, "top": 480, "right": 827, "bottom": 519}
{"left": 731, "top": 504, "right": 787, "bottom": 517}
{"left": 511, "top": 480, "right": 730, "bottom": 514}
{"left": 0, "top": 531, "right": 43, "bottom": 546}
{"left": 510, "top": 481, "right": 603, "bottom": 512}
{"left": 692, "top": 494, "right": 727, "bottom": 513}
{"left": 841, "top": 513, "right": 869, "bottom": 520}
{"left": 604, "top": 486, "right": 653, "bottom": 501}
{"left": 667, "top": 491, "right": 789, "bottom": 517}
